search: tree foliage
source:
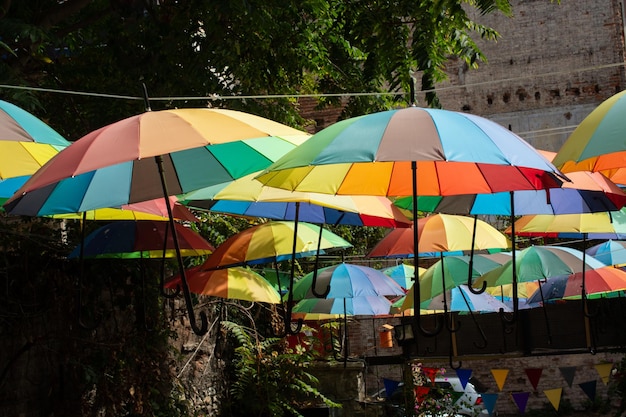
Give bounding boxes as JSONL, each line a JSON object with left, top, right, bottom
{"left": 0, "top": 0, "right": 511, "bottom": 138}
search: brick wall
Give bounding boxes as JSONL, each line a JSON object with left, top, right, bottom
{"left": 425, "top": 0, "right": 626, "bottom": 151}
{"left": 345, "top": 316, "right": 622, "bottom": 416}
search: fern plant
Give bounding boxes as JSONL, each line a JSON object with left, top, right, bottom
{"left": 222, "top": 321, "right": 341, "bottom": 417}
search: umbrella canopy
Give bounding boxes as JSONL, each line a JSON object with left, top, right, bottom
{"left": 198, "top": 221, "right": 352, "bottom": 270}
{"left": 290, "top": 263, "right": 405, "bottom": 300}
{"left": 414, "top": 253, "right": 512, "bottom": 303}
{"left": 50, "top": 196, "right": 198, "bottom": 222}
{"left": 394, "top": 150, "right": 626, "bottom": 215}
{"left": 292, "top": 296, "right": 393, "bottom": 316}
{"left": 367, "top": 214, "right": 511, "bottom": 258}
{"left": 526, "top": 266, "right": 626, "bottom": 305}
{"left": 553, "top": 90, "right": 626, "bottom": 174}
{"left": 586, "top": 240, "right": 626, "bottom": 266}
{"left": 256, "top": 107, "right": 565, "bottom": 196}
{"left": 380, "top": 264, "right": 426, "bottom": 290}
{"left": 166, "top": 266, "right": 281, "bottom": 303}
{"left": 68, "top": 220, "right": 215, "bottom": 259}
{"left": 0, "top": 100, "right": 71, "bottom": 202}
{"left": 508, "top": 208, "right": 626, "bottom": 239}
{"left": 473, "top": 246, "right": 607, "bottom": 288}
{"left": 3, "top": 108, "right": 309, "bottom": 216}
{"left": 417, "top": 285, "right": 512, "bottom": 313}
{"left": 181, "top": 173, "right": 411, "bottom": 227}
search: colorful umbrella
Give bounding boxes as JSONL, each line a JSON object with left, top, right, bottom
{"left": 292, "top": 296, "right": 394, "bottom": 316}
{"left": 256, "top": 107, "right": 565, "bottom": 196}
{"left": 2, "top": 108, "right": 309, "bottom": 335}
{"left": 181, "top": 172, "right": 411, "bottom": 227}
{"left": 380, "top": 264, "right": 426, "bottom": 290}
{"left": 417, "top": 285, "right": 512, "bottom": 313}
{"left": 256, "top": 106, "right": 565, "bottom": 335}
{"left": 367, "top": 214, "right": 510, "bottom": 258}
{"left": 290, "top": 263, "right": 405, "bottom": 300}
{"left": 586, "top": 240, "right": 626, "bottom": 266}
{"left": 552, "top": 89, "right": 626, "bottom": 173}
{"left": 411, "top": 253, "right": 512, "bottom": 304}
{"left": 3, "top": 108, "right": 309, "bottom": 216}
{"left": 165, "top": 266, "right": 281, "bottom": 303}
{"left": 508, "top": 208, "right": 626, "bottom": 239}
{"left": 50, "top": 196, "right": 198, "bottom": 222}
{"left": 67, "top": 220, "right": 215, "bottom": 259}
{"left": 473, "top": 246, "right": 606, "bottom": 288}
{"left": 0, "top": 100, "right": 71, "bottom": 202}
{"left": 526, "top": 266, "right": 626, "bottom": 305}
{"left": 394, "top": 150, "right": 626, "bottom": 216}
{"left": 197, "top": 221, "right": 352, "bottom": 271}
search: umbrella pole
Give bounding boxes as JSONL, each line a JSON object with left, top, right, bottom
{"left": 311, "top": 224, "right": 330, "bottom": 297}
{"left": 284, "top": 203, "right": 304, "bottom": 335}
{"left": 440, "top": 253, "right": 460, "bottom": 333}
{"left": 343, "top": 298, "right": 348, "bottom": 368}
{"left": 537, "top": 279, "right": 553, "bottom": 345}
{"left": 581, "top": 233, "right": 597, "bottom": 354}
{"left": 159, "top": 221, "right": 180, "bottom": 299}
{"left": 411, "top": 161, "right": 443, "bottom": 336}
{"left": 501, "top": 191, "right": 519, "bottom": 324}
{"left": 467, "top": 215, "right": 487, "bottom": 294}
{"left": 155, "top": 155, "right": 208, "bottom": 336}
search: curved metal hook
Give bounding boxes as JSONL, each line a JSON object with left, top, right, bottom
{"left": 467, "top": 280, "right": 487, "bottom": 295}
{"left": 415, "top": 314, "right": 445, "bottom": 337}
{"left": 499, "top": 307, "right": 518, "bottom": 326}
{"left": 449, "top": 354, "right": 462, "bottom": 370}
{"left": 466, "top": 215, "right": 487, "bottom": 294}
{"left": 445, "top": 314, "right": 461, "bottom": 333}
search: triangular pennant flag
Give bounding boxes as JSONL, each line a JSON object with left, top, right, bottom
{"left": 579, "top": 380, "right": 597, "bottom": 401}
{"left": 455, "top": 368, "right": 473, "bottom": 390}
{"left": 481, "top": 393, "right": 499, "bottom": 414}
{"left": 422, "top": 367, "right": 438, "bottom": 383}
{"left": 595, "top": 363, "right": 613, "bottom": 385}
{"left": 491, "top": 369, "right": 509, "bottom": 391}
{"left": 559, "top": 366, "right": 577, "bottom": 388}
{"left": 415, "top": 386, "right": 430, "bottom": 404}
{"left": 383, "top": 378, "right": 401, "bottom": 397}
{"left": 544, "top": 387, "right": 563, "bottom": 411}
{"left": 511, "top": 392, "right": 531, "bottom": 414}
{"left": 525, "top": 368, "right": 543, "bottom": 391}
{"left": 449, "top": 390, "right": 463, "bottom": 404}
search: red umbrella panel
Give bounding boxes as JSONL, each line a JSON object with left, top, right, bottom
{"left": 68, "top": 220, "right": 215, "bottom": 259}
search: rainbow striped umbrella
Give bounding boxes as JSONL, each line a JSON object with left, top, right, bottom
{"left": 257, "top": 107, "right": 565, "bottom": 196}
{"left": 3, "top": 108, "right": 309, "bottom": 216}
{"left": 166, "top": 266, "right": 281, "bottom": 303}
{"left": 182, "top": 173, "right": 411, "bottom": 227}
{"left": 198, "top": 221, "right": 352, "bottom": 270}
{"left": 553, "top": 90, "right": 626, "bottom": 174}
{"left": 367, "top": 214, "right": 510, "bottom": 258}
{"left": 0, "top": 100, "right": 70, "bottom": 202}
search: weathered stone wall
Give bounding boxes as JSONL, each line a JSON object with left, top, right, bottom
{"left": 344, "top": 315, "right": 623, "bottom": 416}
{"left": 426, "top": 0, "right": 626, "bottom": 151}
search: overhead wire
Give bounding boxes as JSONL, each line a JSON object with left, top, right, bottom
{"left": 0, "top": 60, "right": 624, "bottom": 140}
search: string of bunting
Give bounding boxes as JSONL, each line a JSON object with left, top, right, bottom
{"left": 383, "top": 362, "right": 615, "bottom": 415}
